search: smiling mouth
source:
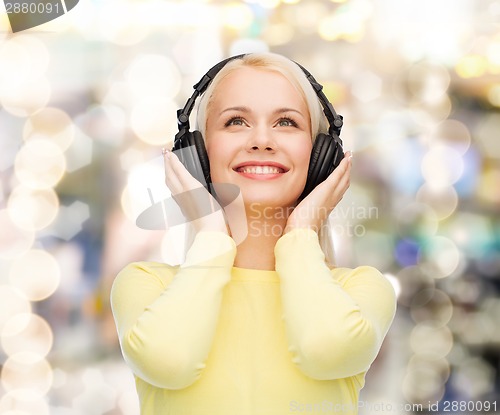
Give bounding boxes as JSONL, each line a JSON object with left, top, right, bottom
{"left": 235, "top": 166, "right": 286, "bottom": 174}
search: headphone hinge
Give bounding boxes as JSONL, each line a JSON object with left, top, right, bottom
{"left": 193, "top": 74, "right": 212, "bottom": 93}
{"left": 176, "top": 108, "right": 190, "bottom": 131}
{"left": 309, "top": 78, "right": 323, "bottom": 93}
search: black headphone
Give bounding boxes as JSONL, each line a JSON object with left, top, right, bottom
{"left": 172, "top": 54, "right": 344, "bottom": 200}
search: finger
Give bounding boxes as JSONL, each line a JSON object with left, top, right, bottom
{"left": 333, "top": 156, "right": 351, "bottom": 190}
{"left": 300, "top": 155, "right": 350, "bottom": 204}
{"left": 334, "top": 167, "right": 351, "bottom": 198}
{"left": 321, "top": 155, "right": 351, "bottom": 203}
{"left": 163, "top": 150, "right": 183, "bottom": 193}
{"left": 168, "top": 150, "right": 204, "bottom": 189}
{"left": 323, "top": 151, "right": 351, "bottom": 186}
{"left": 338, "top": 153, "right": 352, "bottom": 182}
{"left": 164, "top": 150, "right": 202, "bottom": 193}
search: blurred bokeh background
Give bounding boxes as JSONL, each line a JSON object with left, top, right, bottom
{"left": 1, "top": 0, "right": 499, "bottom": 413}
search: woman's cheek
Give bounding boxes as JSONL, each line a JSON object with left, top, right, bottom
{"left": 208, "top": 150, "right": 232, "bottom": 184}
{"left": 294, "top": 144, "right": 312, "bottom": 172}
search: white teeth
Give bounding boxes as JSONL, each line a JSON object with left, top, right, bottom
{"left": 240, "top": 166, "right": 282, "bottom": 174}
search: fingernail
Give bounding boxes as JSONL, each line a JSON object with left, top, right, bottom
{"left": 348, "top": 151, "right": 353, "bottom": 160}
{"left": 162, "top": 148, "right": 170, "bottom": 158}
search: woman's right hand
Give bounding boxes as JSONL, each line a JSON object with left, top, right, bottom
{"left": 163, "top": 149, "right": 228, "bottom": 234}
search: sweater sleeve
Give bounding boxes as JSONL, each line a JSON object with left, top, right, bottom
{"left": 275, "top": 228, "right": 396, "bottom": 380}
{"left": 110, "top": 231, "right": 236, "bottom": 389}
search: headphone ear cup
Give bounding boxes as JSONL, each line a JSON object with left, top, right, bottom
{"left": 299, "top": 133, "right": 344, "bottom": 200}
{"left": 172, "top": 130, "right": 211, "bottom": 188}
{"left": 319, "top": 132, "right": 344, "bottom": 180}
{"left": 328, "top": 132, "right": 344, "bottom": 174}
{"left": 300, "top": 134, "right": 328, "bottom": 199}
{"left": 191, "top": 130, "right": 212, "bottom": 187}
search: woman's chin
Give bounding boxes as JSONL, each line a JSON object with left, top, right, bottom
{"left": 241, "top": 192, "right": 299, "bottom": 210}
{"left": 211, "top": 178, "right": 304, "bottom": 210}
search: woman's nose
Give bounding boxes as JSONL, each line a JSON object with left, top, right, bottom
{"left": 246, "top": 126, "right": 276, "bottom": 152}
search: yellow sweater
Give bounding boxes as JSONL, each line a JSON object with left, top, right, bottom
{"left": 111, "top": 229, "right": 396, "bottom": 415}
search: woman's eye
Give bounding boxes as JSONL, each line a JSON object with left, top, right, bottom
{"left": 277, "top": 118, "right": 297, "bottom": 127}
{"left": 225, "top": 117, "right": 245, "bottom": 127}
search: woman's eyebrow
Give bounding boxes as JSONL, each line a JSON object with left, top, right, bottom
{"left": 273, "top": 107, "right": 305, "bottom": 117}
{"left": 219, "top": 106, "right": 250, "bottom": 116}
{"left": 219, "top": 106, "right": 305, "bottom": 117}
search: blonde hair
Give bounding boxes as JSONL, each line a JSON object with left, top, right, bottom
{"left": 196, "top": 53, "right": 328, "bottom": 140}
{"left": 194, "top": 52, "right": 336, "bottom": 267}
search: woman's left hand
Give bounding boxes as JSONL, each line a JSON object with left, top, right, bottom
{"left": 284, "top": 151, "right": 352, "bottom": 234}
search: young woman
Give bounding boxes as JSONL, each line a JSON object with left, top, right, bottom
{"left": 111, "top": 53, "right": 396, "bottom": 414}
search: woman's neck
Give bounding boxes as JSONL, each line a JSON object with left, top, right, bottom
{"left": 232, "top": 204, "right": 291, "bottom": 271}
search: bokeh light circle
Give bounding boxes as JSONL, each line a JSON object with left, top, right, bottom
{"left": 0, "top": 35, "right": 49, "bottom": 102}
{"left": 432, "top": 119, "right": 471, "bottom": 155}
{"left": 475, "top": 113, "right": 500, "bottom": 160}
{"left": 262, "top": 23, "right": 294, "bottom": 46}
{"left": 1, "top": 353, "right": 53, "bottom": 398}
{"left": 416, "top": 184, "right": 458, "bottom": 220}
{"left": 0, "top": 390, "right": 50, "bottom": 415}
{"left": 445, "top": 212, "right": 493, "bottom": 258}
{"left": 0, "top": 39, "right": 30, "bottom": 94}
{"left": 455, "top": 54, "right": 488, "bottom": 78}
{"left": 23, "top": 107, "right": 75, "bottom": 151}
{"left": 130, "top": 99, "right": 178, "bottom": 146}
{"left": 0, "top": 286, "right": 31, "bottom": 333}
{"left": 421, "top": 144, "right": 464, "bottom": 189}
{"left": 11, "top": 35, "right": 50, "bottom": 77}
{"left": 487, "top": 84, "right": 500, "bottom": 107}
{"left": 0, "top": 210, "right": 35, "bottom": 260}
{"left": 99, "top": 2, "right": 149, "bottom": 46}
{"left": 410, "top": 323, "right": 453, "bottom": 358}
{"left": 416, "top": 94, "right": 452, "bottom": 122}
{"left": 1, "top": 76, "right": 51, "bottom": 117}
{"left": 126, "top": 55, "right": 181, "bottom": 100}
{"left": 396, "top": 202, "right": 439, "bottom": 239}
{"left": 408, "top": 62, "right": 450, "bottom": 104}
{"left": 222, "top": 3, "right": 254, "bottom": 31}
{"left": 289, "top": 1, "right": 328, "bottom": 32}
{"left": 407, "top": 354, "right": 450, "bottom": 384}
{"left": 419, "top": 236, "right": 461, "bottom": 278}
{"left": 453, "top": 308, "right": 496, "bottom": 347}
{"left": 9, "top": 249, "right": 61, "bottom": 301}
{"left": 403, "top": 365, "right": 445, "bottom": 404}
{"left": 7, "top": 187, "right": 59, "bottom": 232}
{"left": 14, "top": 139, "right": 66, "bottom": 190}
{"left": 396, "top": 266, "right": 435, "bottom": 307}
{"left": 1, "top": 313, "right": 53, "bottom": 358}
{"left": 410, "top": 289, "right": 454, "bottom": 327}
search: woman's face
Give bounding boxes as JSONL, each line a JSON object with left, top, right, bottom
{"left": 204, "top": 66, "right": 312, "bottom": 209}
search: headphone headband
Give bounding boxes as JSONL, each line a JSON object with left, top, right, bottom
{"left": 175, "top": 54, "right": 343, "bottom": 142}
